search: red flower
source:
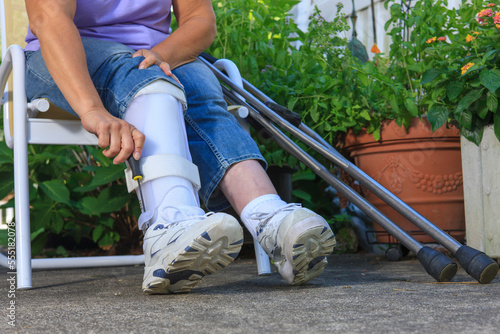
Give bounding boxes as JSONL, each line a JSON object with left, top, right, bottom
{"left": 478, "top": 9, "right": 493, "bottom": 17}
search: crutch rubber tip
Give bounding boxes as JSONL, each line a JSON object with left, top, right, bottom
{"left": 455, "top": 245, "right": 499, "bottom": 284}
{"left": 417, "top": 246, "right": 457, "bottom": 282}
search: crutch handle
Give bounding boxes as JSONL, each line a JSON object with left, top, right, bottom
{"left": 263, "top": 101, "right": 302, "bottom": 127}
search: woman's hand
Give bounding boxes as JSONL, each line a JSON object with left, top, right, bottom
{"left": 80, "top": 109, "right": 145, "bottom": 164}
{"left": 133, "top": 49, "right": 182, "bottom": 85}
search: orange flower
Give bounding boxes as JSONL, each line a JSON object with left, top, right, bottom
{"left": 425, "top": 37, "right": 437, "bottom": 44}
{"left": 494, "top": 11, "right": 500, "bottom": 24}
{"left": 371, "top": 44, "right": 381, "bottom": 54}
{"left": 466, "top": 34, "right": 476, "bottom": 42}
{"left": 487, "top": 3, "right": 496, "bottom": 7}
{"left": 437, "top": 37, "right": 447, "bottom": 41}
{"left": 461, "top": 62, "right": 474, "bottom": 75}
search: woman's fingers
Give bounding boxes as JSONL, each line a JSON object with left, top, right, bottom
{"left": 131, "top": 127, "right": 145, "bottom": 161}
{"left": 133, "top": 49, "right": 181, "bottom": 84}
{"left": 108, "top": 122, "right": 145, "bottom": 165}
{"left": 82, "top": 111, "right": 145, "bottom": 164}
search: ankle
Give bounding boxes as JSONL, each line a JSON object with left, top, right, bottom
{"left": 240, "top": 194, "right": 287, "bottom": 239}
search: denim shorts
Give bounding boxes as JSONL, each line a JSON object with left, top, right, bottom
{"left": 25, "top": 37, "right": 266, "bottom": 211}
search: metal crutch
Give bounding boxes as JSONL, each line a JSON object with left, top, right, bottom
{"left": 200, "top": 55, "right": 499, "bottom": 283}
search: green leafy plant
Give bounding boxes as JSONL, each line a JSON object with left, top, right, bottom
{"left": 0, "top": 134, "right": 142, "bottom": 256}
{"left": 420, "top": 0, "right": 500, "bottom": 144}
{"left": 251, "top": 3, "right": 415, "bottom": 143}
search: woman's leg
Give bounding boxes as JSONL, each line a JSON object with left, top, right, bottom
{"left": 123, "top": 92, "right": 201, "bottom": 230}
{"left": 174, "top": 59, "right": 336, "bottom": 285}
{"left": 121, "top": 89, "right": 243, "bottom": 295}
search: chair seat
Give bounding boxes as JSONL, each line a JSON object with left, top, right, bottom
{"left": 36, "top": 103, "right": 81, "bottom": 121}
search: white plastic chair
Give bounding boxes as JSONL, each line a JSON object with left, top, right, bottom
{"left": 0, "top": 0, "right": 270, "bottom": 289}
{"left": 0, "top": 0, "right": 142, "bottom": 289}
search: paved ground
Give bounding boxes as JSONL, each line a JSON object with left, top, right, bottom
{"left": 1, "top": 253, "right": 499, "bottom": 333}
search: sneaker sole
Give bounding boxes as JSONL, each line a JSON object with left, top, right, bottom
{"left": 143, "top": 215, "right": 243, "bottom": 294}
{"left": 283, "top": 217, "right": 336, "bottom": 285}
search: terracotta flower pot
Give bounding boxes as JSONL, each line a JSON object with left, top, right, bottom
{"left": 344, "top": 117, "right": 465, "bottom": 244}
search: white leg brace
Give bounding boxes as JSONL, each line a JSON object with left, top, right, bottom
{"left": 123, "top": 82, "right": 203, "bottom": 231}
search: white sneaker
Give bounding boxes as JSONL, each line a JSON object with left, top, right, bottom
{"left": 142, "top": 211, "right": 243, "bottom": 294}
{"left": 254, "top": 204, "right": 336, "bottom": 285}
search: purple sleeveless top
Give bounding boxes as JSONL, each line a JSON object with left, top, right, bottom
{"left": 25, "top": 0, "right": 173, "bottom": 51}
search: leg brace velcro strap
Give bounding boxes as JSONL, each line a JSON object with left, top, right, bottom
{"left": 124, "top": 154, "right": 201, "bottom": 193}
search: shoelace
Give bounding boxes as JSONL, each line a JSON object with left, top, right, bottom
{"left": 142, "top": 184, "right": 209, "bottom": 233}
{"left": 160, "top": 205, "right": 214, "bottom": 226}
{"left": 251, "top": 203, "right": 302, "bottom": 235}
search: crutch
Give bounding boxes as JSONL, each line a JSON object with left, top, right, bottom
{"left": 200, "top": 54, "right": 499, "bottom": 283}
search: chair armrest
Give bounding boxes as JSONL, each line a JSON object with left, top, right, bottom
{"left": 0, "top": 44, "right": 26, "bottom": 149}
{"left": 0, "top": 44, "right": 24, "bottom": 94}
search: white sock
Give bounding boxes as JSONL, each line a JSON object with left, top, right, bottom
{"left": 123, "top": 93, "right": 202, "bottom": 231}
{"left": 240, "top": 194, "right": 287, "bottom": 240}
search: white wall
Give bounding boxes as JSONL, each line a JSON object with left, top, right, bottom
{"left": 291, "top": 0, "right": 466, "bottom": 58}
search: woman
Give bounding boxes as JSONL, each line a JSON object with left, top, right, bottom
{"left": 24, "top": 0, "right": 335, "bottom": 294}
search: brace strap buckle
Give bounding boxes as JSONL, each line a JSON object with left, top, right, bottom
{"left": 124, "top": 154, "right": 201, "bottom": 193}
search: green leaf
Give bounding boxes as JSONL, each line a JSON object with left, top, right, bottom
{"left": 74, "top": 164, "right": 125, "bottom": 192}
{"left": 371, "top": 127, "right": 381, "bottom": 141}
{"left": 455, "top": 109, "right": 473, "bottom": 130}
{"left": 292, "top": 171, "right": 316, "bottom": 182}
{"left": 476, "top": 100, "right": 489, "bottom": 119}
{"left": 30, "top": 199, "right": 55, "bottom": 232}
{"left": 92, "top": 224, "right": 104, "bottom": 243}
{"left": 480, "top": 69, "right": 500, "bottom": 93}
{"left": 292, "top": 189, "right": 312, "bottom": 202}
{"left": 0, "top": 141, "right": 13, "bottom": 165}
{"left": 39, "top": 180, "right": 71, "bottom": 205}
{"left": 421, "top": 68, "right": 442, "bottom": 85}
{"left": 389, "top": 94, "right": 400, "bottom": 115}
{"left": 287, "top": 97, "right": 298, "bottom": 111}
{"left": 446, "top": 81, "right": 464, "bottom": 101}
{"left": 427, "top": 105, "right": 449, "bottom": 131}
{"left": 56, "top": 245, "right": 68, "bottom": 257}
{"left": 494, "top": 113, "right": 500, "bottom": 142}
{"left": 30, "top": 227, "right": 45, "bottom": 241}
{"left": 357, "top": 72, "right": 370, "bottom": 86}
{"left": 79, "top": 197, "right": 102, "bottom": 216}
{"left": 359, "top": 110, "right": 371, "bottom": 121}
{"left": 53, "top": 215, "right": 65, "bottom": 234}
{"left": 460, "top": 124, "right": 483, "bottom": 145}
{"left": 99, "top": 217, "right": 114, "bottom": 229}
{"left": 0, "top": 172, "right": 14, "bottom": 202}
{"left": 98, "top": 232, "right": 115, "bottom": 248}
{"left": 487, "top": 91, "right": 498, "bottom": 113}
{"left": 0, "top": 229, "right": 8, "bottom": 247}
{"left": 404, "top": 98, "right": 419, "bottom": 117}
{"left": 483, "top": 49, "right": 497, "bottom": 62}
{"left": 455, "top": 88, "right": 484, "bottom": 113}
{"left": 96, "top": 187, "right": 129, "bottom": 213}
{"left": 30, "top": 230, "right": 47, "bottom": 256}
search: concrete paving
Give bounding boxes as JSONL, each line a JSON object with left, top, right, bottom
{"left": 1, "top": 253, "right": 499, "bottom": 333}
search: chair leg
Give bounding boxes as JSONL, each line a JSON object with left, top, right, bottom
{"left": 13, "top": 137, "right": 33, "bottom": 289}
{"left": 253, "top": 239, "right": 271, "bottom": 276}
{"left": 12, "top": 99, "right": 33, "bottom": 289}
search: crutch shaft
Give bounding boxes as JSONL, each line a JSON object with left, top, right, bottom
{"left": 204, "top": 56, "right": 498, "bottom": 283}
{"left": 210, "top": 58, "right": 459, "bottom": 250}
{"left": 222, "top": 87, "right": 457, "bottom": 282}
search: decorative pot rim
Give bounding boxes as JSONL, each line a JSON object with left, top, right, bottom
{"left": 344, "top": 117, "right": 461, "bottom": 151}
